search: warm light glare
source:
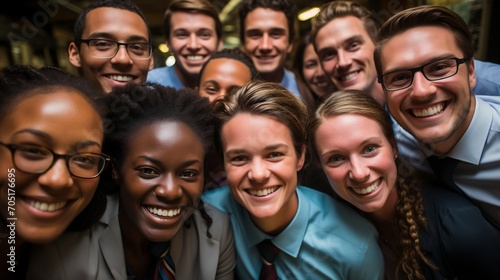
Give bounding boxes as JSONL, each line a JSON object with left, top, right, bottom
{"left": 158, "top": 43, "right": 169, "bottom": 53}
{"left": 298, "top": 7, "right": 320, "bottom": 21}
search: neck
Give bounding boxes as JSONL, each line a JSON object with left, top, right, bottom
{"left": 369, "top": 82, "right": 386, "bottom": 107}
{"left": 366, "top": 187, "right": 398, "bottom": 233}
{"left": 259, "top": 68, "right": 285, "bottom": 84}
{"left": 175, "top": 66, "right": 198, "bottom": 89}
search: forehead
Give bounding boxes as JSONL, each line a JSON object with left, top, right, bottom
{"left": 244, "top": 8, "right": 288, "bottom": 31}
{"left": 84, "top": 7, "right": 148, "bottom": 39}
{"left": 202, "top": 58, "right": 251, "bottom": 80}
{"left": 315, "top": 16, "right": 372, "bottom": 49}
{"left": 380, "top": 26, "right": 461, "bottom": 70}
{"left": 170, "top": 11, "right": 216, "bottom": 31}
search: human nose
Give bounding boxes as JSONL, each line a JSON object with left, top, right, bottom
{"left": 337, "top": 50, "right": 352, "bottom": 69}
{"left": 154, "top": 174, "right": 182, "bottom": 200}
{"left": 187, "top": 34, "right": 201, "bottom": 50}
{"left": 111, "top": 45, "right": 133, "bottom": 64}
{"left": 37, "top": 158, "right": 74, "bottom": 190}
{"left": 409, "top": 71, "right": 437, "bottom": 98}
{"left": 348, "top": 157, "right": 370, "bottom": 182}
{"left": 258, "top": 34, "right": 272, "bottom": 51}
{"left": 248, "top": 159, "right": 270, "bottom": 182}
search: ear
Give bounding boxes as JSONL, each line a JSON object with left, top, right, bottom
{"left": 111, "top": 164, "right": 120, "bottom": 185}
{"left": 468, "top": 58, "right": 476, "bottom": 90}
{"left": 217, "top": 39, "right": 224, "bottom": 51}
{"left": 148, "top": 56, "right": 154, "bottom": 71}
{"left": 296, "top": 145, "right": 306, "bottom": 172}
{"left": 286, "top": 42, "right": 293, "bottom": 55}
{"left": 68, "top": 42, "right": 82, "bottom": 67}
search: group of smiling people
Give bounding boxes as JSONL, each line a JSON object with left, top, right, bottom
{"left": 2, "top": 1, "right": 500, "bottom": 280}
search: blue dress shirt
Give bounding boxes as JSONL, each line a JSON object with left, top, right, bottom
{"left": 203, "top": 186, "right": 384, "bottom": 280}
{"left": 280, "top": 68, "right": 301, "bottom": 98}
{"left": 147, "top": 66, "right": 184, "bottom": 89}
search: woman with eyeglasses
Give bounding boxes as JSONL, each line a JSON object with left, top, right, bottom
{"left": 0, "top": 65, "right": 109, "bottom": 280}
{"left": 27, "top": 83, "right": 235, "bottom": 279}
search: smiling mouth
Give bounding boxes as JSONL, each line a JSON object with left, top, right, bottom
{"left": 246, "top": 186, "right": 280, "bottom": 197}
{"left": 186, "top": 55, "right": 204, "bottom": 61}
{"left": 106, "top": 74, "right": 133, "bottom": 82}
{"left": 26, "top": 199, "right": 67, "bottom": 212}
{"left": 337, "top": 71, "right": 360, "bottom": 81}
{"left": 350, "top": 179, "right": 381, "bottom": 195}
{"left": 411, "top": 102, "right": 446, "bottom": 118}
{"left": 146, "top": 206, "right": 182, "bottom": 218}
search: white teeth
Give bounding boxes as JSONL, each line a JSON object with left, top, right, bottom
{"left": 108, "top": 75, "right": 133, "bottom": 82}
{"left": 339, "top": 71, "right": 359, "bottom": 81}
{"left": 412, "top": 103, "right": 444, "bottom": 117}
{"left": 351, "top": 181, "right": 380, "bottom": 195}
{"left": 28, "top": 200, "right": 67, "bottom": 212}
{"left": 187, "top": 55, "right": 203, "bottom": 61}
{"left": 247, "top": 187, "right": 279, "bottom": 197}
{"left": 147, "top": 207, "right": 181, "bottom": 218}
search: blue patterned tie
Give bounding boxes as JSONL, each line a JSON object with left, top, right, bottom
{"left": 154, "top": 248, "right": 175, "bottom": 280}
{"left": 257, "top": 239, "right": 280, "bottom": 280}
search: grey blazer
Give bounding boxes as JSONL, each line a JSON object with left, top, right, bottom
{"left": 27, "top": 194, "right": 235, "bottom": 280}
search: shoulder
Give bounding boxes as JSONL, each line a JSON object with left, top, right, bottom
{"left": 147, "top": 67, "right": 174, "bottom": 83}
{"left": 202, "top": 186, "right": 236, "bottom": 213}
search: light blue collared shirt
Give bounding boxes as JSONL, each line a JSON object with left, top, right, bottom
{"left": 202, "top": 186, "right": 384, "bottom": 280}
{"left": 147, "top": 66, "right": 184, "bottom": 89}
{"left": 280, "top": 68, "right": 301, "bottom": 98}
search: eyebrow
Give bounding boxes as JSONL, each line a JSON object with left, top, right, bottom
{"left": 86, "top": 32, "right": 148, "bottom": 42}
{"left": 137, "top": 156, "right": 201, "bottom": 168}
{"left": 13, "top": 129, "right": 102, "bottom": 149}
{"left": 225, "top": 143, "right": 289, "bottom": 155}
{"left": 383, "top": 53, "right": 458, "bottom": 74}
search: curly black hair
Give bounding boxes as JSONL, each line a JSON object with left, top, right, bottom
{"left": 99, "top": 82, "right": 216, "bottom": 236}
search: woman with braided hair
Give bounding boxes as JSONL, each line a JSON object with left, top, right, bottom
{"left": 28, "top": 83, "right": 235, "bottom": 279}
{"left": 309, "top": 89, "right": 500, "bottom": 280}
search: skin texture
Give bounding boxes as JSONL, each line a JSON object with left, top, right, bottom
{"left": 117, "top": 121, "right": 205, "bottom": 247}
{"left": 314, "top": 16, "right": 384, "bottom": 105}
{"left": 199, "top": 58, "right": 253, "bottom": 103}
{"left": 167, "top": 12, "right": 221, "bottom": 88}
{"left": 221, "top": 113, "right": 305, "bottom": 235}
{"left": 242, "top": 8, "right": 292, "bottom": 83}
{"left": 302, "top": 43, "right": 335, "bottom": 97}
{"left": 314, "top": 114, "right": 398, "bottom": 218}
{"left": 68, "top": 7, "right": 153, "bottom": 94}
{"left": 0, "top": 90, "right": 103, "bottom": 244}
{"left": 380, "top": 26, "right": 476, "bottom": 154}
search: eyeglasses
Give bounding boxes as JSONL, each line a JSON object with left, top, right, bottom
{"left": 0, "top": 142, "right": 111, "bottom": 179}
{"left": 378, "top": 57, "right": 470, "bottom": 91}
{"left": 78, "top": 39, "right": 154, "bottom": 60}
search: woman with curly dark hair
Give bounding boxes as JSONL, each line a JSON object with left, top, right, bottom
{"left": 28, "top": 83, "right": 235, "bottom": 279}
{"left": 309, "top": 89, "right": 500, "bottom": 280}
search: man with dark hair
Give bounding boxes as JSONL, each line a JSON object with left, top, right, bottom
{"left": 68, "top": 0, "right": 154, "bottom": 94}
{"left": 147, "top": 0, "right": 222, "bottom": 89}
{"left": 239, "top": 0, "right": 311, "bottom": 101}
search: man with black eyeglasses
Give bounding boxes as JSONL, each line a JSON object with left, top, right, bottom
{"left": 374, "top": 5, "right": 500, "bottom": 227}
{"left": 68, "top": 0, "right": 154, "bottom": 94}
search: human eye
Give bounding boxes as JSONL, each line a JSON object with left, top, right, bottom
{"left": 269, "top": 29, "right": 285, "bottom": 39}
{"left": 229, "top": 155, "right": 249, "bottom": 166}
{"left": 180, "top": 169, "right": 200, "bottom": 180}
{"left": 385, "top": 71, "right": 412, "bottom": 87}
{"left": 425, "top": 59, "right": 455, "bottom": 77}
{"left": 319, "top": 49, "right": 337, "bottom": 61}
{"left": 362, "top": 145, "right": 378, "bottom": 155}
{"left": 304, "top": 60, "right": 317, "bottom": 69}
{"left": 90, "top": 39, "right": 114, "bottom": 50}
{"left": 136, "top": 166, "right": 159, "bottom": 178}
{"left": 325, "top": 154, "right": 344, "bottom": 167}
{"left": 71, "top": 153, "right": 99, "bottom": 168}
{"left": 202, "top": 84, "right": 219, "bottom": 95}
{"left": 346, "top": 41, "right": 361, "bottom": 51}
{"left": 266, "top": 152, "right": 284, "bottom": 161}
{"left": 128, "top": 43, "right": 149, "bottom": 54}
{"left": 246, "top": 30, "right": 261, "bottom": 40}
{"left": 17, "top": 145, "right": 51, "bottom": 160}
{"left": 173, "top": 30, "right": 188, "bottom": 39}
{"left": 198, "top": 30, "right": 213, "bottom": 40}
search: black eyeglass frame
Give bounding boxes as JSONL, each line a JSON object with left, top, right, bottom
{"left": 78, "top": 38, "right": 155, "bottom": 60}
{"left": 0, "top": 142, "right": 111, "bottom": 179}
{"left": 378, "top": 57, "right": 471, "bottom": 91}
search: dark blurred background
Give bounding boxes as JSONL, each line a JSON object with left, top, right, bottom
{"left": 1, "top": 0, "right": 498, "bottom": 74}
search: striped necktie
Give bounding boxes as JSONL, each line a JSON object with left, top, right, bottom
{"left": 154, "top": 248, "right": 175, "bottom": 280}
{"left": 257, "top": 239, "right": 280, "bottom": 280}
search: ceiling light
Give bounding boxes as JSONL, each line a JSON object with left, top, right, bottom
{"left": 297, "top": 7, "right": 320, "bottom": 21}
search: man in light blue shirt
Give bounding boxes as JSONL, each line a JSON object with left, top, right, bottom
{"left": 374, "top": 5, "right": 500, "bottom": 227}
{"left": 203, "top": 186, "right": 384, "bottom": 280}
{"left": 147, "top": 0, "right": 222, "bottom": 89}
{"left": 238, "top": 0, "right": 303, "bottom": 98}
